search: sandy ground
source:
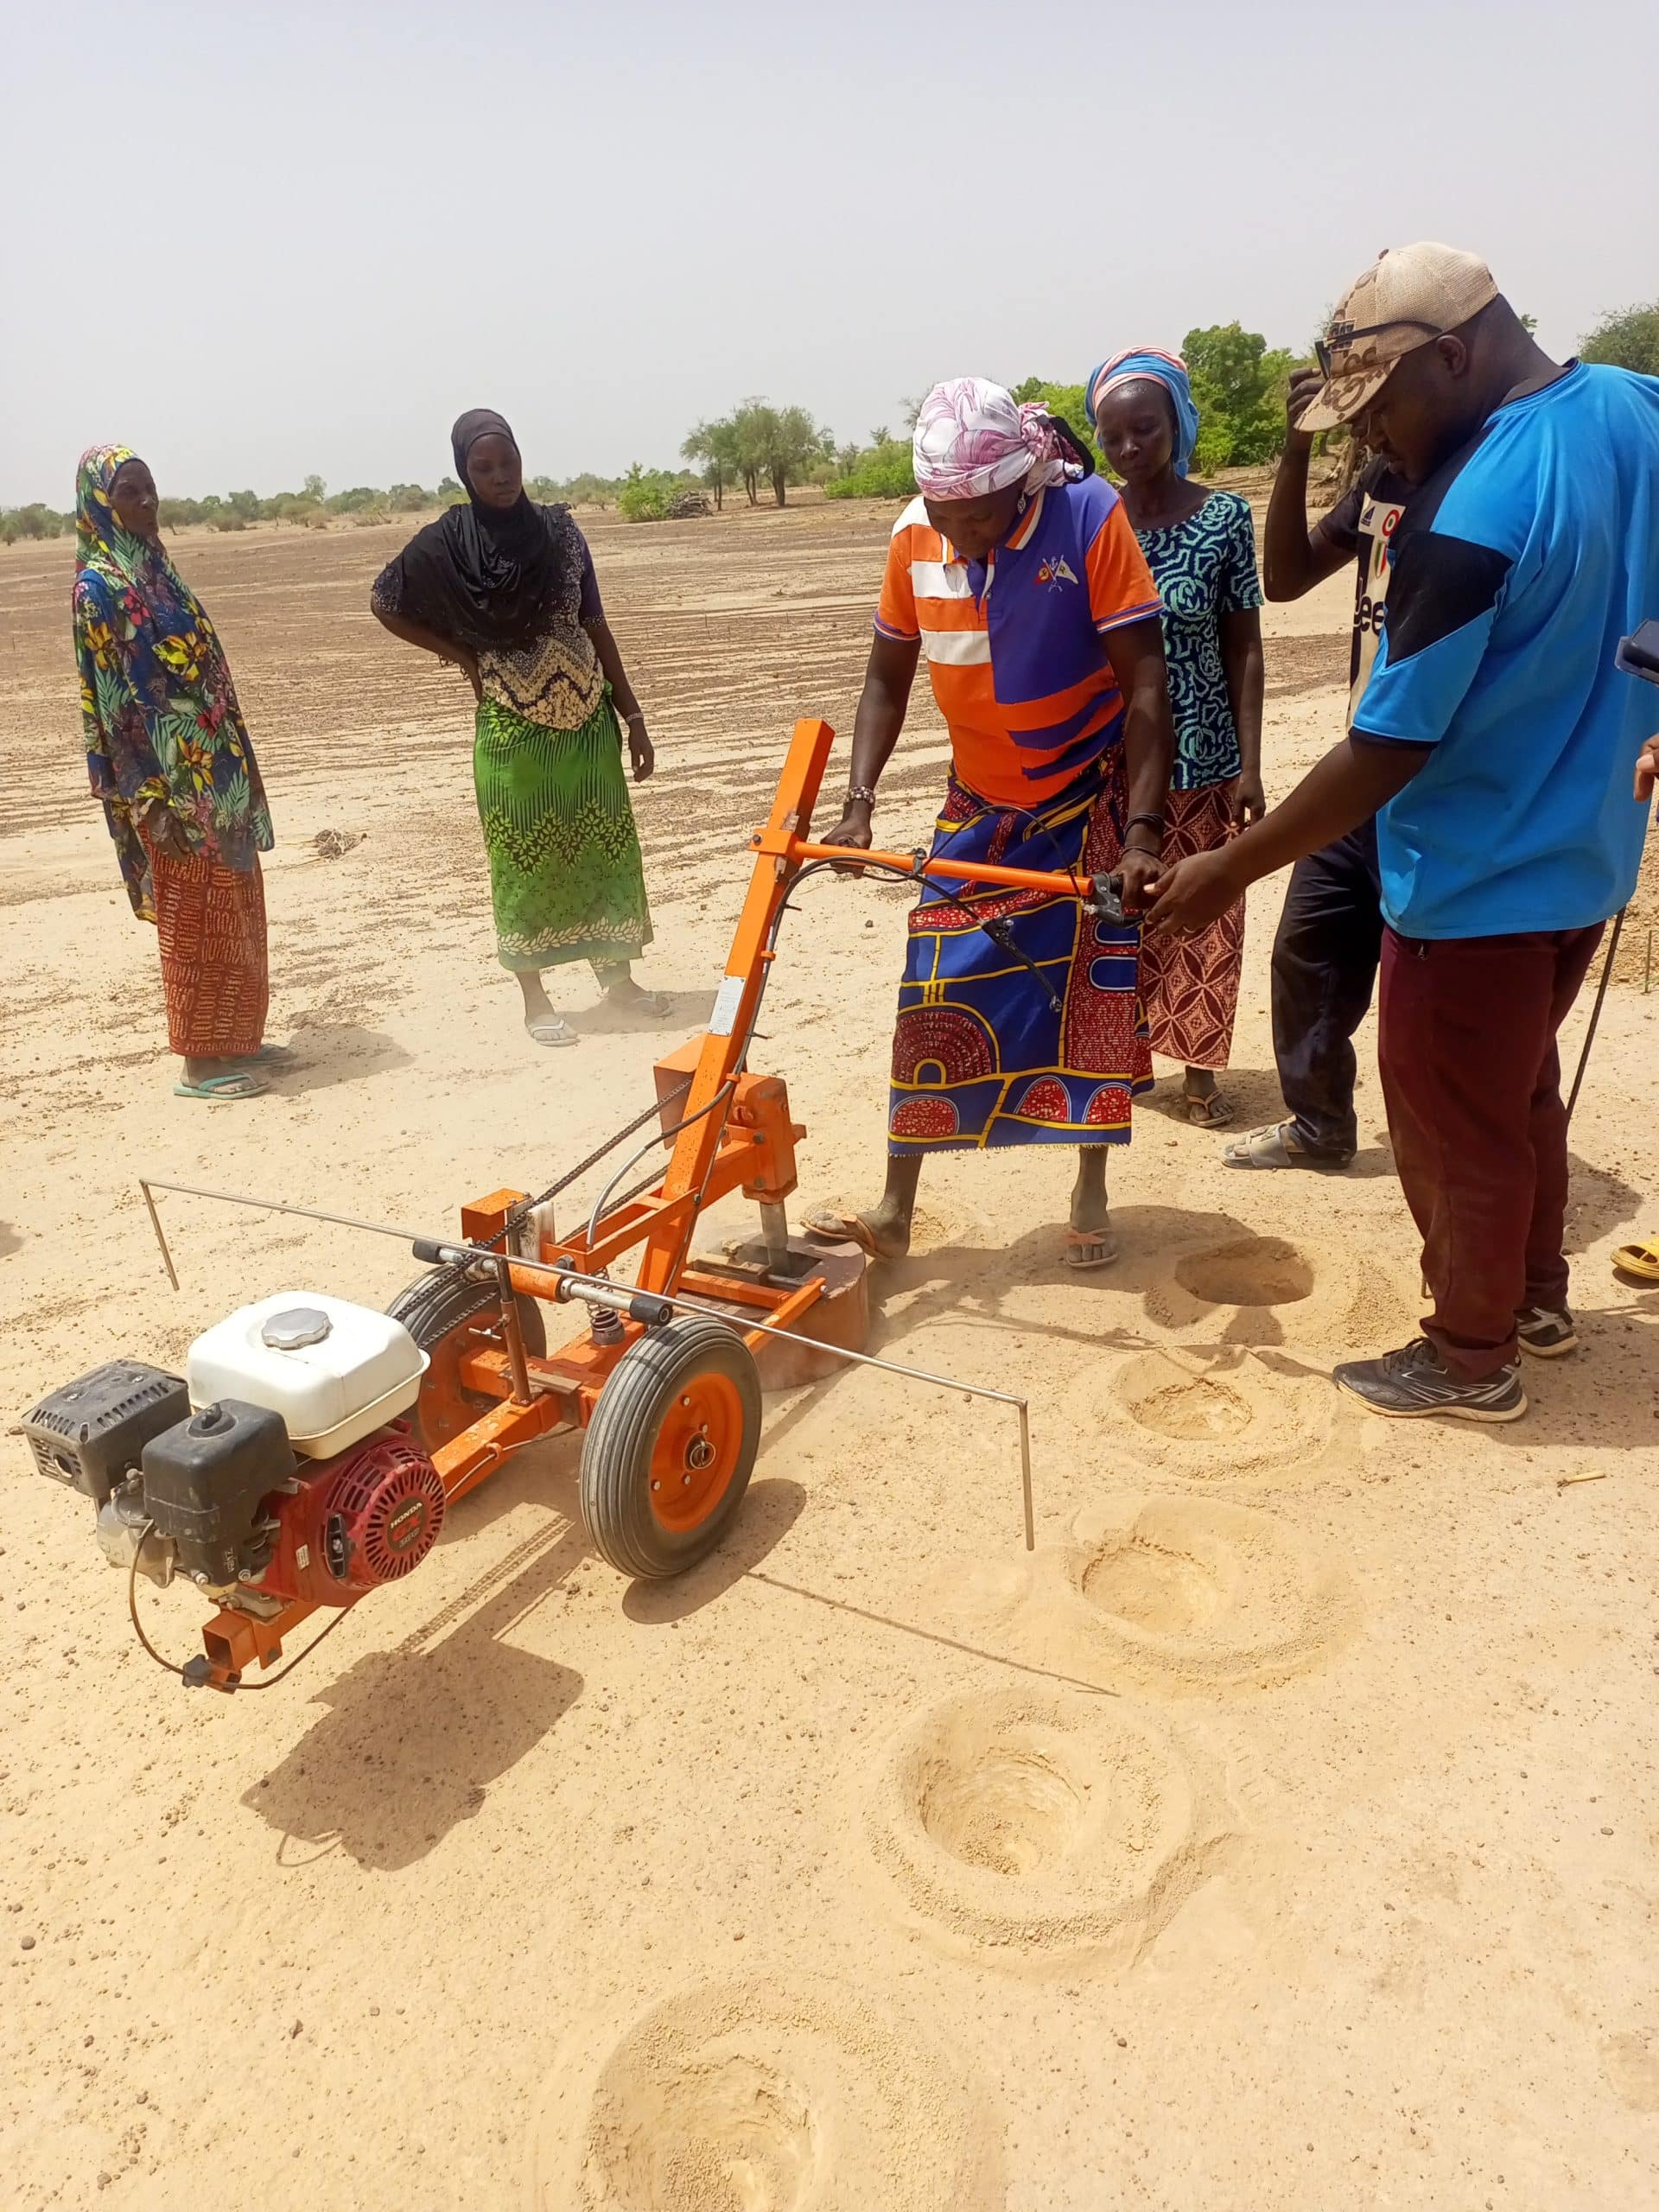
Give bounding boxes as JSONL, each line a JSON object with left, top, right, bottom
{"left": 2, "top": 496, "right": 1656, "bottom": 2212}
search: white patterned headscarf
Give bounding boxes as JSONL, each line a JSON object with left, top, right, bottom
{"left": 912, "top": 378, "right": 1074, "bottom": 502}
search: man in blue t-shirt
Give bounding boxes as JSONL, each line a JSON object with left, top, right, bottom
{"left": 1147, "top": 241, "right": 1659, "bottom": 1423}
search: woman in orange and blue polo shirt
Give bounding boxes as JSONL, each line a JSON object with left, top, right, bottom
{"left": 805, "top": 378, "right": 1176, "bottom": 1269}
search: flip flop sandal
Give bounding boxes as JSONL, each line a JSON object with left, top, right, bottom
{"left": 615, "top": 989, "right": 674, "bottom": 1020}
{"left": 1064, "top": 1222, "right": 1118, "bottom": 1270}
{"left": 1184, "top": 1088, "right": 1235, "bottom": 1128}
{"left": 1223, "top": 1119, "right": 1350, "bottom": 1172}
{"left": 174, "top": 1071, "right": 268, "bottom": 1101}
{"left": 802, "top": 1205, "right": 903, "bottom": 1261}
{"left": 1612, "top": 1235, "right": 1659, "bottom": 1284}
{"left": 524, "top": 1014, "right": 578, "bottom": 1048}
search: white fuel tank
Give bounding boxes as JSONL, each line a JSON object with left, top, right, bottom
{"left": 187, "top": 1292, "right": 428, "bottom": 1460}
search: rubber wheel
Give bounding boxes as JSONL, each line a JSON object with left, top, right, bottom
{"left": 580, "top": 1314, "right": 761, "bottom": 1580}
{"left": 385, "top": 1268, "right": 548, "bottom": 1452}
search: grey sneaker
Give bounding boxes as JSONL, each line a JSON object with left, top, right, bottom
{"left": 1333, "top": 1337, "right": 1528, "bottom": 1422}
{"left": 1516, "top": 1306, "right": 1577, "bottom": 1358}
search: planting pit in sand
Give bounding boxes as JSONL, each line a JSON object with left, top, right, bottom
{"left": 1064, "top": 1495, "right": 1360, "bottom": 1692}
{"left": 532, "top": 1977, "right": 1003, "bottom": 2212}
{"left": 865, "top": 1685, "right": 1217, "bottom": 1966}
{"left": 1174, "top": 1235, "right": 1315, "bottom": 1308}
{"left": 1086, "top": 1346, "right": 1336, "bottom": 1480}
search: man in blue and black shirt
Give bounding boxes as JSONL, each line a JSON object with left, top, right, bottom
{"left": 1147, "top": 241, "right": 1659, "bottom": 1423}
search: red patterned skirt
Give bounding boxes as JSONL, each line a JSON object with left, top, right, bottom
{"left": 149, "top": 849, "right": 269, "bottom": 1060}
{"left": 887, "top": 749, "right": 1152, "bottom": 1154}
{"left": 1137, "top": 780, "right": 1244, "bottom": 1071}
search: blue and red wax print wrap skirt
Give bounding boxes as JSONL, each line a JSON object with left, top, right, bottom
{"left": 887, "top": 740, "right": 1151, "bottom": 1153}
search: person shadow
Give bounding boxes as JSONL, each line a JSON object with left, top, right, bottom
{"left": 1564, "top": 1151, "right": 1647, "bottom": 1255}
{"left": 564, "top": 986, "right": 719, "bottom": 1038}
{"left": 1141, "top": 1068, "right": 1395, "bottom": 1176}
{"left": 257, "top": 1023, "right": 411, "bottom": 1096}
{"left": 865, "top": 1203, "right": 1341, "bottom": 1356}
{"left": 1486, "top": 1293, "right": 1659, "bottom": 1453}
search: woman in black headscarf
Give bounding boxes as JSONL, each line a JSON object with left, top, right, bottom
{"left": 372, "top": 410, "right": 664, "bottom": 1045}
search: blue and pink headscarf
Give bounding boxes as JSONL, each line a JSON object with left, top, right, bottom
{"left": 912, "top": 378, "right": 1077, "bottom": 502}
{"left": 1084, "top": 349, "right": 1201, "bottom": 476}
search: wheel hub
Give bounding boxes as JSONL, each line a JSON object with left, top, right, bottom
{"left": 648, "top": 1370, "right": 744, "bottom": 1533}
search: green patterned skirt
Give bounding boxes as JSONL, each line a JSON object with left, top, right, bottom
{"left": 473, "top": 690, "right": 653, "bottom": 975}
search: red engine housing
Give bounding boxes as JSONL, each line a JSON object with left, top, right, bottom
{"left": 257, "top": 1422, "right": 446, "bottom": 1607}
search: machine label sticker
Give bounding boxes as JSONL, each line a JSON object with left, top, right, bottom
{"left": 709, "top": 974, "right": 745, "bottom": 1037}
{"left": 296, "top": 1543, "right": 309, "bottom": 1570}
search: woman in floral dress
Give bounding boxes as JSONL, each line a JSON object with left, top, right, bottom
{"left": 73, "top": 445, "right": 278, "bottom": 1101}
{"left": 1089, "top": 351, "right": 1265, "bottom": 1126}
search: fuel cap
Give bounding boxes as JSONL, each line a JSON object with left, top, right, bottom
{"left": 261, "top": 1306, "right": 332, "bottom": 1351}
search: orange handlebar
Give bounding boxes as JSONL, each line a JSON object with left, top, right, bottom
{"left": 786, "top": 836, "right": 1098, "bottom": 899}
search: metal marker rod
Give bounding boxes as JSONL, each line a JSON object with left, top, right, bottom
{"left": 433, "top": 1246, "right": 1038, "bottom": 1548}
{"left": 1018, "top": 1400, "right": 1034, "bottom": 1552}
{"left": 138, "top": 1175, "right": 1038, "bottom": 1547}
{"left": 1565, "top": 905, "right": 1624, "bottom": 1125}
{"left": 139, "top": 1177, "right": 443, "bottom": 1252}
{"left": 138, "top": 1181, "right": 179, "bottom": 1291}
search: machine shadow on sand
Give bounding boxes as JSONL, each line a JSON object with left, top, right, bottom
{"left": 245, "top": 1444, "right": 588, "bottom": 1871}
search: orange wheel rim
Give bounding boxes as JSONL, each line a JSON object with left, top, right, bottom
{"left": 649, "top": 1371, "right": 744, "bottom": 1533}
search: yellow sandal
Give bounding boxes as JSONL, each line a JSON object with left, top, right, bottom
{"left": 1612, "top": 1235, "right": 1659, "bottom": 1284}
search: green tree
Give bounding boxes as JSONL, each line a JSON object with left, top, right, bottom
{"left": 616, "top": 463, "right": 701, "bottom": 523}
{"left": 823, "top": 440, "right": 915, "bottom": 501}
{"left": 1580, "top": 300, "right": 1659, "bottom": 377}
{"left": 1181, "top": 324, "right": 1296, "bottom": 467}
{"left": 729, "top": 400, "right": 771, "bottom": 505}
{"left": 721, "top": 400, "right": 827, "bottom": 507}
{"left": 764, "top": 405, "right": 823, "bottom": 506}
{"left": 303, "top": 474, "right": 327, "bottom": 502}
{"left": 0, "top": 502, "right": 72, "bottom": 543}
{"left": 682, "top": 418, "right": 740, "bottom": 511}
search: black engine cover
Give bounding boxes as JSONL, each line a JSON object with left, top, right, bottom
{"left": 22, "top": 1362, "right": 191, "bottom": 1505}
{"left": 142, "top": 1399, "right": 295, "bottom": 1586}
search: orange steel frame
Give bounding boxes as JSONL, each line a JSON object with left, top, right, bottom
{"left": 200, "top": 716, "right": 1096, "bottom": 1682}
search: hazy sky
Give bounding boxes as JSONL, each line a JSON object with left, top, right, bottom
{"left": 4, "top": 0, "right": 1654, "bottom": 505}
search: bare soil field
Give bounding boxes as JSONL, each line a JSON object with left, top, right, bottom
{"left": 2, "top": 496, "right": 1656, "bottom": 2211}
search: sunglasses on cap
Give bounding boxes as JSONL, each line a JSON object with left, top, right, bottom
{"left": 1314, "top": 318, "right": 1446, "bottom": 381}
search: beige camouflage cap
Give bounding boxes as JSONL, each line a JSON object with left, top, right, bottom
{"left": 1300, "top": 242, "right": 1500, "bottom": 431}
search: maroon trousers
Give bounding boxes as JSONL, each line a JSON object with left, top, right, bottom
{"left": 1377, "top": 923, "right": 1604, "bottom": 1379}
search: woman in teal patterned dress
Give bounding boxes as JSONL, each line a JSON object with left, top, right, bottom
{"left": 1089, "top": 350, "right": 1265, "bottom": 1126}
{"left": 372, "top": 410, "right": 665, "bottom": 1046}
